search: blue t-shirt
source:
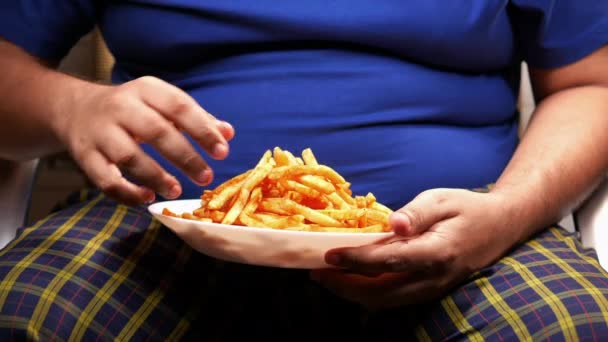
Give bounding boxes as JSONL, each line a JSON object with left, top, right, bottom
{"left": 1, "top": 1, "right": 607, "bottom": 209}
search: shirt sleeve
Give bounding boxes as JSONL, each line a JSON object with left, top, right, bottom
{"left": 510, "top": 0, "right": 608, "bottom": 68}
{"left": 0, "top": 0, "right": 100, "bottom": 62}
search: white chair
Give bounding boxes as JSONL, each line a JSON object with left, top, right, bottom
{"left": 0, "top": 159, "right": 39, "bottom": 248}
{"left": 576, "top": 178, "right": 608, "bottom": 268}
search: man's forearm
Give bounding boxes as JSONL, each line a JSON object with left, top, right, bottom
{"left": 0, "top": 39, "right": 96, "bottom": 160}
{"left": 493, "top": 85, "right": 608, "bottom": 242}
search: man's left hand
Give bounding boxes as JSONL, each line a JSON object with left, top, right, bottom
{"left": 311, "top": 188, "right": 522, "bottom": 309}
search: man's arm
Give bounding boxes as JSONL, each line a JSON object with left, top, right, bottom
{"left": 0, "top": 38, "right": 233, "bottom": 204}
{"left": 0, "top": 38, "right": 97, "bottom": 161}
{"left": 493, "top": 45, "right": 608, "bottom": 241}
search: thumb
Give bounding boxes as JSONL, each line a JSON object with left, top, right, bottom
{"left": 390, "top": 189, "right": 456, "bottom": 236}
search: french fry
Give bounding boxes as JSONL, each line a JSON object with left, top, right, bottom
{"left": 253, "top": 213, "right": 306, "bottom": 229}
{"left": 163, "top": 147, "right": 394, "bottom": 233}
{"left": 273, "top": 147, "right": 291, "bottom": 167}
{"left": 366, "top": 209, "right": 391, "bottom": 226}
{"left": 286, "top": 225, "right": 384, "bottom": 233}
{"left": 371, "top": 201, "right": 392, "bottom": 214}
{"left": 207, "top": 182, "right": 243, "bottom": 210}
{"left": 222, "top": 152, "right": 273, "bottom": 224}
{"left": 327, "top": 192, "right": 349, "bottom": 209}
{"left": 236, "top": 213, "right": 266, "bottom": 228}
{"left": 258, "top": 198, "right": 291, "bottom": 215}
{"left": 212, "top": 170, "right": 251, "bottom": 194}
{"left": 162, "top": 208, "right": 179, "bottom": 217}
{"left": 280, "top": 179, "right": 325, "bottom": 201}
{"left": 281, "top": 199, "right": 343, "bottom": 227}
{"left": 282, "top": 149, "right": 299, "bottom": 165}
{"left": 337, "top": 187, "right": 356, "bottom": 205}
{"left": 209, "top": 210, "right": 226, "bottom": 223}
{"left": 301, "top": 148, "right": 318, "bottom": 166}
{"left": 242, "top": 187, "right": 262, "bottom": 215}
{"left": 319, "top": 209, "right": 366, "bottom": 221}
{"left": 298, "top": 175, "right": 334, "bottom": 194}
{"left": 269, "top": 165, "right": 346, "bottom": 185}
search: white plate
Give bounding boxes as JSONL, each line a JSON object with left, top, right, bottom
{"left": 148, "top": 199, "right": 394, "bottom": 269}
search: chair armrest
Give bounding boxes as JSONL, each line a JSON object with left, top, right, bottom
{"left": 575, "top": 177, "right": 608, "bottom": 271}
{"left": 0, "top": 159, "right": 39, "bottom": 249}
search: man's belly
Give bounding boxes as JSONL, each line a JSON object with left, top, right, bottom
{"left": 127, "top": 49, "right": 518, "bottom": 208}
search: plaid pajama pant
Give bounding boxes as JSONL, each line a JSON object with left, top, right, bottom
{"left": 0, "top": 190, "right": 607, "bottom": 341}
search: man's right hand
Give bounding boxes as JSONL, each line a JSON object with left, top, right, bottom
{"left": 53, "top": 76, "right": 234, "bottom": 205}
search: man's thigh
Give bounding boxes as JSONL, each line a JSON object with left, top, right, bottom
{"left": 0, "top": 192, "right": 362, "bottom": 341}
{"left": 404, "top": 227, "right": 608, "bottom": 341}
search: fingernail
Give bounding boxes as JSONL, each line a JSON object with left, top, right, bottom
{"left": 391, "top": 212, "right": 410, "bottom": 235}
{"left": 218, "top": 121, "right": 235, "bottom": 141}
{"left": 144, "top": 191, "right": 156, "bottom": 204}
{"left": 168, "top": 185, "right": 181, "bottom": 199}
{"left": 326, "top": 253, "right": 342, "bottom": 266}
{"left": 212, "top": 143, "right": 228, "bottom": 159}
{"left": 217, "top": 120, "right": 233, "bottom": 130}
{"left": 197, "top": 169, "right": 213, "bottom": 185}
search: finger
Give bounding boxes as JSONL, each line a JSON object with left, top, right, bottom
{"left": 216, "top": 120, "right": 235, "bottom": 141}
{"left": 312, "top": 270, "right": 406, "bottom": 292}
{"left": 341, "top": 269, "right": 384, "bottom": 278}
{"left": 311, "top": 271, "right": 430, "bottom": 308}
{"left": 325, "top": 243, "right": 397, "bottom": 273}
{"left": 119, "top": 103, "right": 214, "bottom": 186}
{"left": 133, "top": 76, "right": 229, "bottom": 160}
{"left": 78, "top": 150, "right": 155, "bottom": 205}
{"left": 390, "top": 189, "right": 458, "bottom": 236}
{"left": 366, "top": 277, "right": 447, "bottom": 307}
{"left": 326, "top": 221, "right": 457, "bottom": 274}
{"left": 355, "top": 270, "right": 464, "bottom": 308}
{"left": 97, "top": 126, "right": 181, "bottom": 199}
{"left": 198, "top": 110, "right": 234, "bottom": 141}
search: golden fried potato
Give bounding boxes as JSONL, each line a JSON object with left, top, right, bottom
{"left": 163, "top": 147, "right": 394, "bottom": 232}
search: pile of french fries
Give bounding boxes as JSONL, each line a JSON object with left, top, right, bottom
{"left": 163, "top": 147, "right": 394, "bottom": 232}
